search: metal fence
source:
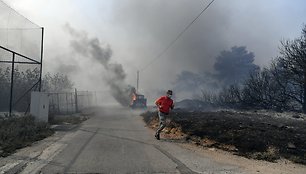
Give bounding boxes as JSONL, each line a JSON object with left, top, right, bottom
{"left": 48, "top": 90, "right": 97, "bottom": 115}
{"left": 0, "top": 1, "right": 44, "bottom": 116}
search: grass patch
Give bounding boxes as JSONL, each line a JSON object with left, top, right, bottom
{"left": 0, "top": 116, "right": 54, "bottom": 157}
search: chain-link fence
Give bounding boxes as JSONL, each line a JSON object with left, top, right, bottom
{"left": 0, "top": 1, "right": 43, "bottom": 116}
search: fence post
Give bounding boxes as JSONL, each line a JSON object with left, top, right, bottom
{"left": 75, "top": 88, "right": 78, "bottom": 113}
{"left": 95, "top": 91, "right": 97, "bottom": 106}
{"left": 71, "top": 92, "right": 73, "bottom": 113}
{"left": 39, "top": 27, "right": 44, "bottom": 91}
{"left": 87, "top": 91, "right": 90, "bottom": 107}
{"left": 9, "top": 53, "right": 15, "bottom": 116}
{"left": 66, "top": 93, "right": 68, "bottom": 114}
{"left": 57, "top": 93, "right": 60, "bottom": 114}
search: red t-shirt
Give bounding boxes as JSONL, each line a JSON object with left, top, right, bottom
{"left": 155, "top": 96, "right": 174, "bottom": 114}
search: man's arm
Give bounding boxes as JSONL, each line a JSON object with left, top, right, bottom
{"left": 171, "top": 102, "right": 174, "bottom": 110}
{"left": 155, "top": 97, "right": 162, "bottom": 107}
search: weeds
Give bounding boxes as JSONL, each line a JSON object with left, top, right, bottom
{"left": 0, "top": 115, "right": 54, "bottom": 157}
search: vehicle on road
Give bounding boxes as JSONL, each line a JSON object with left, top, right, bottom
{"left": 130, "top": 88, "right": 147, "bottom": 109}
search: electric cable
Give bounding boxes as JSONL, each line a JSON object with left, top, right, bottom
{"left": 140, "top": 0, "right": 215, "bottom": 72}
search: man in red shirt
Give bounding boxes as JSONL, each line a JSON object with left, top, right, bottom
{"left": 154, "top": 90, "right": 174, "bottom": 140}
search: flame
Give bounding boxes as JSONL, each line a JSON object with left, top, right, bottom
{"left": 132, "top": 93, "right": 137, "bottom": 101}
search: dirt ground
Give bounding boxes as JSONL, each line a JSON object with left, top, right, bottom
{"left": 179, "top": 143, "right": 306, "bottom": 174}
{"left": 141, "top": 110, "right": 306, "bottom": 165}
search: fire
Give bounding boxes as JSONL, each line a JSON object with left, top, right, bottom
{"left": 132, "top": 93, "right": 137, "bottom": 101}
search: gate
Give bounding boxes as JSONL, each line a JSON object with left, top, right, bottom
{"left": 48, "top": 89, "right": 97, "bottom": 115}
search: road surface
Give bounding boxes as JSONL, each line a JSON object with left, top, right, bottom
{"left": 3, "top": 107, "right": 247, "bottom": 174}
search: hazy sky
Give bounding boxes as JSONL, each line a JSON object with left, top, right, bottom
{"left": 2, "top": 0, "right": 306, "bottom": 101}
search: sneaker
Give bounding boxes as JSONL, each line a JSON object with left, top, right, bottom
{"left": 155, "top": 133, "right": 160, "bottom": 140}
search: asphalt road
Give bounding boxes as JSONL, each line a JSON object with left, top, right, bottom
{"left": 23, "top": 107, "right": 246, "bottom": 174}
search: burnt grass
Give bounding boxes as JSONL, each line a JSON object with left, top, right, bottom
{"left": 141, "top": 111, "right": 306, "bottom": 164}
{"left": 0, "top": 116, "right": 54, "bottom": 157}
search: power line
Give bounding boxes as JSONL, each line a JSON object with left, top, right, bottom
{"left": 140, "top": 0, "right": 215, "bottom": 72}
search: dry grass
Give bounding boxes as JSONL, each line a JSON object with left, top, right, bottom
{"left": 141, "top": 111, "right": 306, "bottom": 164}
{"left": 0, "top": 115, "right": 54, "bottom": 157}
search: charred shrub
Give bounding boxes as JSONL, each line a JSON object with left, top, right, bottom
{"left": 141, "top": 110, "right": 306, "bottom": 164}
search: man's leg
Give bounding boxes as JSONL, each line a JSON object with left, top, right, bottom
{"left": 155, "top": 111, "right": 165, "bottom": 140}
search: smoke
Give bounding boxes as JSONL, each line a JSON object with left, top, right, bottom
{"left": 56, "top": 64, "right": 79, "bottom": 75}
{"left": 213, "top": 46, "right": 260, "bottom": 86}
{"left": 63, "top": 23, "right": 131, "bottom": 106}
{"left": 108, "top": 0, "right": 306, "bottom": 101}
{"left": 173, "top": 46, "right": 260, "bottom": 99}
{"left": 3, "top": 0, "right": 306, "bottom": 102}
{"left": 110, "top": 0, "right": 231, "bottom": 72}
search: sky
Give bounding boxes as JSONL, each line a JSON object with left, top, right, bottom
{"left": 2, "top": 0, "right": 306, "bottom": 102}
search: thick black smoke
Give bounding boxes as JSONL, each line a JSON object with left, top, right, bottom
{"left": 214, "top": 46, "right": 260, "bottom": 86}
{"left": 64, "top": 23, "right": 132, "bottom": 106}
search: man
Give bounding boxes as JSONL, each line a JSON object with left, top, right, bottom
{"left": 154, "top": 90, "right": 174, "bottom": 140}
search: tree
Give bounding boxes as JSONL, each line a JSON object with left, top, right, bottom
{"left": 209, "top": 62, "right": 299, "bottom": 111}
{"left": 214, "top": 46, "right": 260, "bottom": 86}
{"left": 0, "top": 67, "right": 11, "bottom": 111}
{"left": 241, "top": 66, "right": 292, "bottom": 111}
{"left": 217, "top": 85, "right": 242, "bottom": 108}
{"left": 173, "top": 70, "right": 219, "bottom": 99}
{"left": 42, "top": 72, "right": 74, "bottom": 92}
{"left": 0, "top": 67, "right": 74, "bottom": 112}
{"left": 203, "top": 26, "right": 306, "bottom": 112}
{"left": 277, "top": 25, "right": 306, "bottom": 112}
{"left": 0, "top": 67, "right": 41, "bottom": 111}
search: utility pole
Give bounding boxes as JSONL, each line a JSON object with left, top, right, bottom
{"left": 75, "top": 88, "right": 78, "bottom": 113}
{"left": 136, "top": 70, "right": 139, "bottom": 92}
